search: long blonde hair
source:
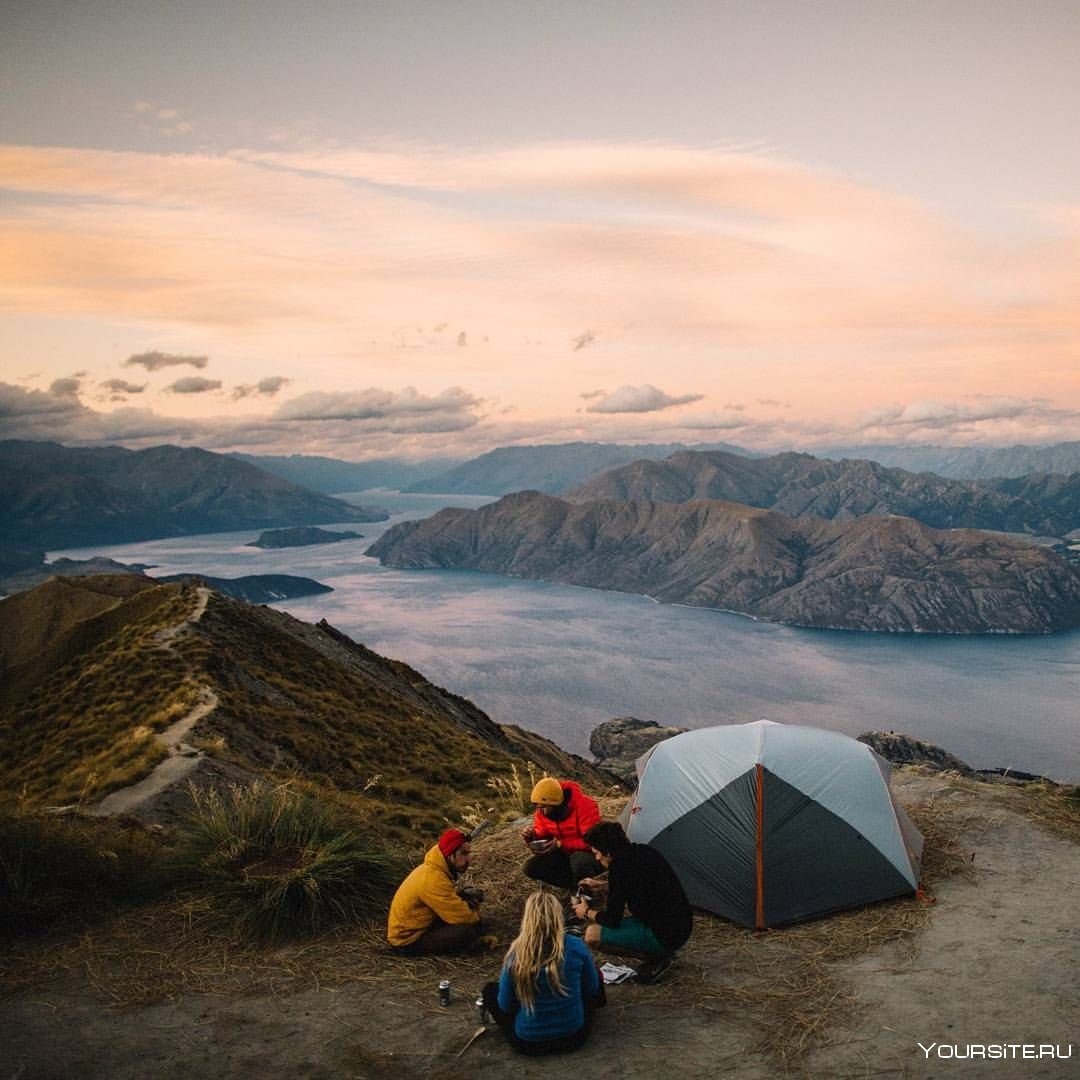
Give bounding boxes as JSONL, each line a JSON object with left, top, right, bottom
{"left": 504, "top": 891, "right": 567, "bottom": 1013}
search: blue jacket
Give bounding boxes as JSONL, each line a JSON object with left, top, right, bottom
{"left": 497, "top": 934, "right": 600, "bottom": 1042}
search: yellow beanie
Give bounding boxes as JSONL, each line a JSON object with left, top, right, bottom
{"left": 531, "top": 777, "right": 564, "bottom": 806}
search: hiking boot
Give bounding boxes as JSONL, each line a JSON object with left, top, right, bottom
{"left": 635, "top": 954, "right": 675, "bottom": 985}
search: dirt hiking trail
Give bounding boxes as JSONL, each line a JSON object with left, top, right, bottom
{"left": 88, "top": 587, "right": 217, "bottom": 817}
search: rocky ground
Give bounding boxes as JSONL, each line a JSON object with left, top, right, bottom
{"left": 2, "top": 771, "right": 1076, "bottom": 1079}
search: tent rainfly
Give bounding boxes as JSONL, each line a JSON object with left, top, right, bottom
{"left": 620, "top": 720, "right": 924, "bottom": 929}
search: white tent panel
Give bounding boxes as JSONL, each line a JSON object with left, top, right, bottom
{"left": 759, "top": 723, "right": 918, "bottom": 886}
{"left": 626, "top": 722, "right": 768, "bottom": 844}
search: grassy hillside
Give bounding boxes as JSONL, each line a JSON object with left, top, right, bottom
{"left": 190, "top": 595, "right": 612, "bottom": 844}
{"left": 0, "top": 576, "right": 614, "bottom": 847}
{"left": 0, "top": 580, "right": 205, "bottom": 804}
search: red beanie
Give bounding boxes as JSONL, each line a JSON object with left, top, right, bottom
{"left": 438, "top": 828, "right": 468, "bottom": 858}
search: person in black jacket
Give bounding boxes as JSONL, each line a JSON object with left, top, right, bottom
{"left": 571, "top": 821, "right": 692, "bottom": 985}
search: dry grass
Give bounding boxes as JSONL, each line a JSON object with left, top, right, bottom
{"left": 0, "top": 790, "right": 982, "bottom": 1079}
{"left": 0, "top": 585, "right": 203, "bottom": 805}
{"left": 192, "top": 599, "right": 543, "bottom": 849}
{"left": 943, "top": 774, "right": 1080, "bottom": 844}
{"left": 670, "top": 796, "right": 980, "bottom": 1073}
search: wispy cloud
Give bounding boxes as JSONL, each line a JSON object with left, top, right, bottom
{"left": 1, "top": 140, "right": 1078, "bottom": 450}
{"left": 857, "top": 398, "right": 1031, "bottom": 431}
{"left": 274, "top": 386, "right": 481, "bottom": 429}
{"left": 586, "top": 384, "right": 705, "bottom": 414}
{"left": 101, "top": 379, "right": 147, "bottom": 394}
{"left": 130, "top": 101, "right": 194, "bottom": 138}
{"left": 232, "top": 375, "right": 290, "bottom": 401}
{"left": 48, "top": 377, "right": 82, "bottom": 397}
{"left": 166, "top": 377, "right": 222, "bottom": 394}
{"left": 126, "top": 351, "right": 209, "bottom": 372}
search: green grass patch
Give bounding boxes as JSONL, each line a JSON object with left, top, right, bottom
{"left": 170, "top": 781, "right": 403, "bottom": 942}
{"left": 0, "top": 805, "right": 170, "bottom": 937}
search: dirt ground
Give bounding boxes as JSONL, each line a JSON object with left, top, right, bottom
{"left": 2, "top": 772, "right": 1077, "bottom": 1080}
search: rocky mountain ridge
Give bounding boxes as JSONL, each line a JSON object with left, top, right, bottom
{"left": 572, "top": 449, "right": 1078, "bottom": 538}
{"left": 367, "top": 490, "right": 1080, "bottom": 633}
{"left": 0, "top": 575, "right": 615, "bottom": 836}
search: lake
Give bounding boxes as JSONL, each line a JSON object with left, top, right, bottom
{"left": 52, "top": 491, "right": 1080, "bottom": 782}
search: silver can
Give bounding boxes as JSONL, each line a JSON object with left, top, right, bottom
{"left": 438, "top": 978, "right": 451, "bottom": 1006}
{"left": 475, "top": 995, "right": 489, "bottom": 1024}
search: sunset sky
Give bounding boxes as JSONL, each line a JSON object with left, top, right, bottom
{"left": 2, "top": 1, "right": 1078, "bottom": 460}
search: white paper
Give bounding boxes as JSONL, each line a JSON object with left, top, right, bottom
{"left": 600, "top": 962, "right": 636, "bottom": 984}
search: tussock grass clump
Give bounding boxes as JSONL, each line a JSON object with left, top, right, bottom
{"left": 487, "top": 761, "right": 542, "bottom": 820}
{"left": 1015, "top": 781, "right": 1080, "bottom": 843}
{"left": 0, "top": 805, "right": 168, "bottom": 937}
{"left": 171, "top": 782, "right": 402, "bottom": 942}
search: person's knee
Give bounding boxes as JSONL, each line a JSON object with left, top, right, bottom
{"left": 584, "top": 924, "right": 602, "bottom": 946}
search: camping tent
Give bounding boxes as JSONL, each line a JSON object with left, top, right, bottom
{"left": 619, "top": 720, "right": 923, "bottom": 928}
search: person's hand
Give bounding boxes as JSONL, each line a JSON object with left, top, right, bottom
{"left": 578, "top": 876, "right": 605, "bottom": 890}
{"left": 521, "top": 826, "right": 536, "bottom": 845}
{"left": 571, "top": 897, "right": 589, "bottom": 920}
{"left": 458, "top": 885, "right": 484, "bottom": 909}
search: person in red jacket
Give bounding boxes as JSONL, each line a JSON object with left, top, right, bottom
{"left": 522, "top": 778, "right": 602, "bottom": 889}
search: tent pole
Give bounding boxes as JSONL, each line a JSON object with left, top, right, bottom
{"left": 755, "top": 762, "right": 765, "bottom": 930}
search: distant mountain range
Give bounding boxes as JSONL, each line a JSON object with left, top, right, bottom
{"left": 232, "top": 452, "right": 459, "bottom": 494}
{"left": 818, "top": 442, "right": 1080, "bottom": 480}
{"left": 0, "top": 440, "right": 388, "bottom": 549}
{"left": 235, "top": 440, "right": 1080, "bottom": 497}
{"left": 368, "top": 491, "right": 1080, "bottom": 634}
{"left": 405, "top": 440, "right": 753, "bottom": 495}
{"left": 572, "top": 450, "right": 1079, "bottom": 538}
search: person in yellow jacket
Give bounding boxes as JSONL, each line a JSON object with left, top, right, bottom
{"left": 387, "top": 828, "right": 483, "bottom": 955}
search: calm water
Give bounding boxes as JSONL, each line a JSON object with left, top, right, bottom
{"left": 53, "top": 491, "right": 1080, "bottom": 781}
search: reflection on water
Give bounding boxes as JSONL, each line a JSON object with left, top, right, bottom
{"left": 53, "top": 491, "right": 1080, "bottom": 781}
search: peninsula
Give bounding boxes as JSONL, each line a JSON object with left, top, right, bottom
{"left": 367, "top": 491, "right": 1080, "bottom": 634}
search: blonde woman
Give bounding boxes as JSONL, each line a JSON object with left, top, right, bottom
{"left": 481, "top": 890, "right": 605, "bottom": 1055}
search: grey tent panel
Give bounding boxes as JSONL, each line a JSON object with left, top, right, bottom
{"left": 649, "top": 767, "right": 759, "bottom": 926}
{"left": 625, "top": 721, "right": 924, "bottom": 927}
{"left": 760, "top": 769, "right": 917, "bottom": 926}
{"left": 648, "top": 766, "right": 917, "bottom": 928}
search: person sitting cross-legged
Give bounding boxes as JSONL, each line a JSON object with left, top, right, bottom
{"left": 522, "top": 777, "right": 602, "bottom": 890}
{"left": 572, "top": 820, "right": 692, "bottom": 985}
{"left": 387, "top": 828, "right": 483, "bottom": 955}
{"left": 482, "top": 890, "right": 605, "bottom": 1056}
